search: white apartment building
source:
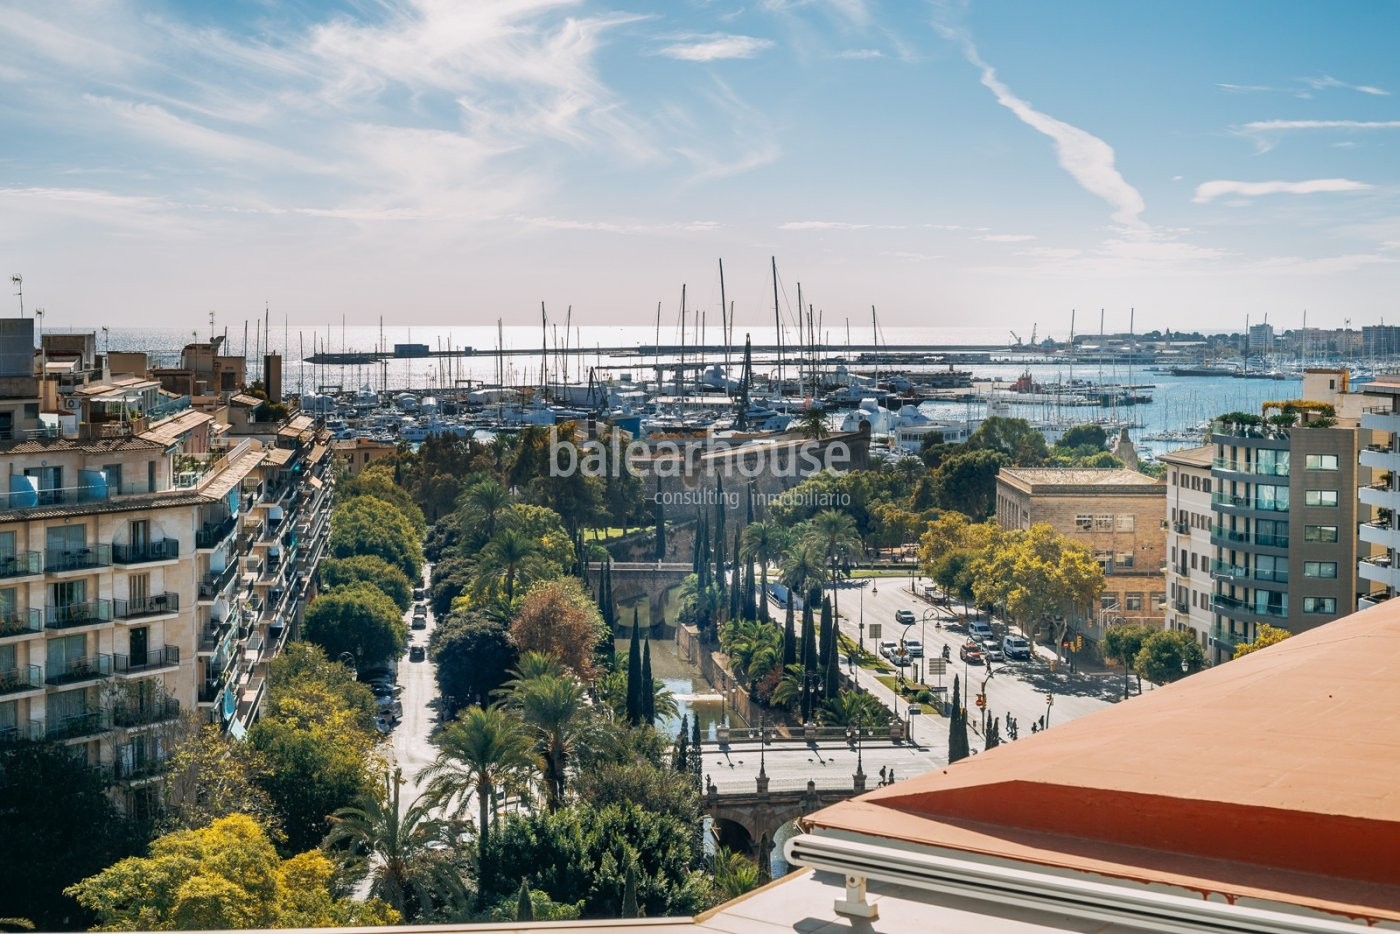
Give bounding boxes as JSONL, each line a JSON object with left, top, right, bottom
{"left": 1161, "top": 445, "right": 1215, "bottom": 649}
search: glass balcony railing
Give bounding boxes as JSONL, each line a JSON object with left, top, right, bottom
{"left": 114, "top": 593, "right": 180, "bottom": 619}
{"left": 0, "top": 664, "right": 43, "bottom": 695}
{"left": 1212, "top": 457, "right": 1289, "bottom": 477}
{"left": 0, "top": 718, "right": 42, "bottom": 744}
{"left": 1212, "top": 594, "right": 1289, "bottom": 619}
{"left": 0, "top": 551, "right": 41, "bottom": 578}
{"left": 112, "top": 539, "right": 180, "bottom": 564}
{"left": 1209, "top": 526, "right": 1289, "bottom": 549}
{"left": 0, "top": 608, "right": 42, "bottom": 639}
{"left": 1212, "top": 492, "right": 1289, "bottom": 513}
{"left": 44, "top": 653, "right": 113, "bottom": 685}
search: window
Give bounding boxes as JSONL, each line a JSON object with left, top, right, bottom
{"left": 1304, "top": 525, "right": 1339, "bottom": 543}
{"left": 0, "top": 699, "right": 15, "bottom": 735}
{"left": 1203, "top": 480, "right": 1212, "bottom": 494}
{"left": 1075, "top": 514, "right": 1092, "bottom": 530}
{"left": 1305, "top": 489, "right": 1338, "bottom": 507}
{"left": 1303, "top": 596, "right": 1337, "bottom": 614}
{"left": 45, "top": 524, "right": 85, "bottom": 555}
{"left": 1154, "top": 593, "right": 1167, "bottom": 610}
{"left": 1304, "top": 561, "right": 1338, "bottom": 579}
{"left": 1305, "top": 454, "right": 1339, "bottom": 471}
{"left": 1255, "top": 554, "right": 1284, "bottom": 582}
{"left": 47, "top": 634, "right": 87, "bottom": 677}
{"left": 1095, "top": 514, "right": 1113, "bottom": 530}
{"left": 1100, "top": 594, "right": 1120, "bottom": 610}
{"left": 1256, "top": 518, "right": 1288, "bottom": 547}
{"left": 1257, "top": 449, "right": 1289, "bottom": 476}
{"left": 1116, "top": 514, "right": 1135, "bottom": 532}
{"left": 1256, "top": 484, "right": 1289, "bottom": 511}
{"left": 1125, "top": 593, "right": 1144, "bottom": 611}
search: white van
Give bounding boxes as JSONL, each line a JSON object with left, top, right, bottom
{"left": 968, "top": 619, "right": 994, "bottom": 643}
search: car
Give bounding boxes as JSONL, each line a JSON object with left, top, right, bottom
{"left": 412, "top": 587, "right": 426, "bottom": 601}
{"left": 412, "top": 603, "right": 427, "bottom": 617}
{"left": 370, "top": 682, "right": 396, "bottom": 699}
{"left": 1002, "top": 635, "right": 1032, "bottom": 660}
{"left": 411, "top": 617, "right": 426, "bottom": 630}
{"left": 879, "top": 640, "right": 898, "bottom": 659}
{"left": 967, "top": 619, "right": 995, "bottom": 643}
{"left": 895, "top": 609, "right": 916, "bottom": 624}
{"left": 409, "top": 644, "right": 426, "bottom": 661}
{"left": 984, "top": 645, "right": 1005, "bottom": 663}
{"left": 959, "top": 641, "right": 984, "bottom": 664}
{"left": 904, "top": 639, "right": 924, "bottom": 658}
{"left": 890, "top": 650, "right": 911, "bottom": 667}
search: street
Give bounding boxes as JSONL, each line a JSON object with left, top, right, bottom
{"left": 704, "top": 738, "right": 942, "bottom": 794}
{"left": 384, "top": 564, "right": 442, "bottom": 817}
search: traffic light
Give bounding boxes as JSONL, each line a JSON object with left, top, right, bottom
{"left": 1075, "top": 635, "right": 1084, "bottom": 652}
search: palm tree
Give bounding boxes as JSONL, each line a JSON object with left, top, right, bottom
{"left": 475, "top": 527, "right": 548, "bottom": 601}
{"left": 419, "top": 706, "right": 538, "bottom": 884}
{"left": 768, "top": 664, "right": 808, "bottom": 710}
{"left": 499, "top": 651, "right": 565, "bottom": 693}
{"left": 821, "top": 689, "right": 885, "bottom": 728}
{"left": 795, "top": 405, "right": 830, "bottom": 440}
{"left": 721, "top": 618, "right": 783, "bottom": 686}
{"left": 461, "top": 477, "right": 513, "bottom": 542}
{"left": 807, "top": 508, "right": 862, "bottom": 568}
{"left": 780, "top": 538, "right": 827, "bottom": 602}
{"left": 741, "top": 522, "right": 787, "bottom": 622}
{"left": 508, "top": 673, "right": 592, "bottom": 811}
{"left": 711, "top": 847, "right": 761, "bottom": 900}
{"left": 323, "top": 767, "right": 469, "bottom": 921}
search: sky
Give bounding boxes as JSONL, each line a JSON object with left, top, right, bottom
{"left": 1, "top": 0, "right": 1399, "bottom": 337}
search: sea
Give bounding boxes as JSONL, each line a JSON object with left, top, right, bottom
{"left": 48, "top": 324, "right": 1302, "bottom": 461}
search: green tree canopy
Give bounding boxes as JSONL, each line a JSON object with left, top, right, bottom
{"left": 302, "top": 583, "right": 409, "bottom": 668}
{"left": 320, "top": 554, "right": 415, "bottom": 612}
{"left": 929, "top": 448, "right": 1005, "bottom": 518}
{"left": 329, "top": 495, "right": 425, "bottom": 580}
{"left": 1133, "top": 629, "right": 1205, "bottom": 684}
{"left": 431, "top": 614, "right": 519, "bottom": 714}
{"left": 965, "top": 416, "right": 1049, "bottom": 466}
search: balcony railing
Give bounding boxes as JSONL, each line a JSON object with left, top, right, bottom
{"left": 114, "top": 750, "right": 169, "bottom": 781}
{"left": 0, "top": 718, "right": 42, "bottom": 744}
{"left": 0, "top": 550, "right": 42, "bottom": 579}
{"left": 196, "top": 516, "right": 238, "bottom": 550}
{"left": 112, "top": 539, "right": 180, "bottom": 564}
{"left": 0, "top": 665, "right": 43, "bottom": 695}
{"left": 45, "top": 599, "right": 114, "bottom": 629}
{"left": 1209, "top": 525, "right": 1289, "bottom": 549}
{"left": 45, "top": 653, "right": 113, "bottom": 685}
{"left": 114, "top": 645, "right": 180, "bottom": 675}
{"left": 199, "top": 562, "right": 239, "bottom": 600}
{"left": 1212, "top": 457, "right": 1289, "bottom": 477}
{"left": 0, "top": 608, "right": 42, "bottom": 639}
{"left": 1212, "top": 594, "right": 1288, "bottom": 620}
{"left": 1210, "top": 561, "right": 1249, "bottom": 581}
{"left": 1212, "top": 492, "right": 1289, "bottom": 513}
{"left": 114, "top": 593, "right": 180, "bottom": 620}
{"left": 0, "top": 425, "right": 61, "bottom": 443}
{"left": 113, "top": 697, "right": 181, "bottom": 728}
{"left": 46, "top": 710, "right": 111, "bottom": 742}
{"left": 44, "top": 544, "right": 113, "bottom": 573}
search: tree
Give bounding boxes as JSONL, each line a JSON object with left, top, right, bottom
{"left": 475, "top": 527, "right": 551, "bottom": 603}
{"left": 807, "top": 508, "right": 862, "bottom": 567}
{"left": 720, "top": 618, "right": 782, "bottom": 687}
{"left": 972, "top": 524, "right": 1104, "bottom": 649}
{"left": 741, "top": 522, "right": 786, "bottom": 622}
{"left": 430, "top": 615, "right": 518, "bottom": 715}
{"left": 509, "top": 577, "right": 607, "bottom": 677}
{"left": 653, "top": 478, "right": 667, "bottom": 560}
{"left": 266, "top": 642, "right": 377, "bottom": 727}
{"left": 780, "top": 538, "right": 827, "bottom": 599}
{"left": 460, "top": 477, "right": 514, "bottom": 547}
{"left": 160, "top": 721, "right": 279, "bottom": 837}
{"left": 509, "top": 673, "right": 591, "bottom": 810}
{"left": 985, "top": 716, "right": 1001, "bottom": 750}
{"left": 948, "top": 675, "right": 970, "bottom": 763}
{"left": 341, "top": 462, "right": 427, "bottom": 534}
{"left": 1054, "top": 424, "right": 1109, "bottom": 454}
{"left": 965, "top": 415, "right": 1049, "bottom": 465}
{"left": 626, "top": 618, "right": 643, "bottom": 726}
{"left": 930, "top": 448, "right": 1005, "bottom": 518}
{"left": 821, "top": 689, "right": 884, "bottom": 727}
{"left": 65, "top": 814, "right": 395, "bottom": 930}
{"left": 0, "top": 740, "right": 142, "bottom": 929}
{"left": 795, "top": 406, "right": 830, "bottom": 440}
{"left": 782, "top": 599, "right": 797, "bottom": 667}
{"left": 319, "top": 554, "right": 415, "bottom": 612}
{"left": 1133, "top": 629, "right": 1205, "bottom": 684}
{"left": 420, "top": 706, "right": 538, "bottom": 892}
{"left": 641, "top": 641, "right": 655, "bottom": 727}
{"left": 1233, "top": 623, "right": 1292, "bottom": 658}
{"left": 323, "top": 768, "right": 469, "bottom": 921}
{"left": 302, "top": 583, "right": 408, "bottom": 667}
{"left": 329, "top": 495, "right": 424, "bottom": 580}
{"left": 1103, "top": 623, "right": 1155, "bottom": 696}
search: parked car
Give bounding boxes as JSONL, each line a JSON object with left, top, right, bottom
{"left": 968, "top": 619, "right": 995, "bottom": 643}
{"left": 895, "top": 608, "right": 916, "bottom": 624}
{"left": 409, "top": 644, "right": 426, "bottom": 662}
{"left": 890, "top": 650, "right": 911, "bottom": 667}
{"left": 984, "top": 645, "right": 1005, "bottom": 663}
{"left": 904, "top": 639, "right": 924, "bottom": 658}
{"left": 959, "top": 641, "right": 984, "bottom": 664}
{"left": 411, "top": 616, "right": 426, "bottom": 630}
{"left": 412, "top": 602, "right": 427, "bottom": 617}
{"left": 412, "top": 587, "right": 426, "bottom": 600}
{"left": 879, "top": 640, "right": 898, "bottom": 659}
{"left": 1002, "top": 635, "right": 1032, "bottom": 660}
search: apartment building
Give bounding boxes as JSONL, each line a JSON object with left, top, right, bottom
{"left": 1161, "top": 445, "right": 1215, "bottom": 649}
{"left": 1206, "top": 393, "right": 1359, "bottom": 662}
{"left": 0, "top": 324, "right": 332, "bottom": 809}
{"left": 1357, "top": 375, "right": 1400, "bottom": 608}
{"left": 993, "top": 467, "right": 1168, "bottom": 649}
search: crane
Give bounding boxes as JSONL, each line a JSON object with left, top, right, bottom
{"left": 1009, "top": 330, "right": 1022, "bottom": 346}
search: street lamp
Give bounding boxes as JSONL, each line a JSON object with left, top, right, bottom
{"left": 1044, "top": 691, "right": 1054, "bottom": 729}
{"left": 846, "top": 721, "right": 865, "bottom": 786}
{"left": 858, "top": 579, "right": 868, "bottom": 649}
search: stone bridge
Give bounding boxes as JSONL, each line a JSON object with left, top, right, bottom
{"left": 703, "top": 772, "right": 865, "bottom": 873}
{"left": 589, "top": 561, "right": 692, "bottom": 626}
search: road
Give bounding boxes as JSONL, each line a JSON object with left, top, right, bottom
{"left": 383, "top": 564, "right": 443, "bottom": 818}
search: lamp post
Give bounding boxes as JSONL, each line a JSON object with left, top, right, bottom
{"left": 846, "top": 721, "right": 866, "bottom": 790}
{"left": 858, "top": 579, "right": 868, "bottom": 649}
{"left": 1044, "top": 691, "right": 1054, "bottom": 729}
{"left": 804, "top": 669, "right": 820, "bottom": 725}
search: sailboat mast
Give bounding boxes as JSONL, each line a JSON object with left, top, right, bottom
{"left": 796, "top": 282, "right": 804, "bottom": 398}
{"left": 540, "top": 302, "right": 548, "bottom": 398}
{"left": 719, "top": 258, "right": 729, "bottom": 392}
{"left": 680, "top": 284, "right": 687, "bottom": 396}
{"left": 771, "top": 256, "right": 783, "bottom": 398}
{"left": 654, "top": 301, "right": 662, "bottom": 394}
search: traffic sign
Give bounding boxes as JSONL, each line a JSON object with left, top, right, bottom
{"left": 868, "top": 623, "right": 882, "bottom": 639}
{"left": 926, "top": 658, "right": 947, "bottom": 675}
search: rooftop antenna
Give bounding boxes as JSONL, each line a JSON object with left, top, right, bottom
{"left": 9, "top": 274, "right": 23, "bottom": 318}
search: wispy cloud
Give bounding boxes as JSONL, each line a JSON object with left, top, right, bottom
{"left": 1193, "top": 178, "right": 1373, "bottom": 204}
{"left": 975, "top": 233, "right": 1036, "bottom": 242}
{"left": 1237, "top": 119, "right": 1400, "bottom": 151}
{"left": 656, "top": 33, "right": 774, "bottom": 61}
{"left": 835, "top": 48, "right": 882, "bottom": 59}
{"left": 1218, "top": 82, "right": 1279, "bottom": 94}
{"left": 779, "top": 220, "right": 903, "bottom": 230}
{"left": 937, "top": 26, "right": 1147, "bottom": 231}
{"left": 1218, "top": 76, "right": 1389, "bottom": 98}
{"left": 1303, "top": 75, "right": 1389, "bottom": 96}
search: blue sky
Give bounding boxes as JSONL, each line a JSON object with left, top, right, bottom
{"left": 1, "top": 0, "right": 1398, "bottom": 335}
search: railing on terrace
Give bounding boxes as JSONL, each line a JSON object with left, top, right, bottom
{"left": 114, "top": 645, "right": 180, "bottom": 675}
{"left": 0, "top": 665, "right": 42, "bottom": 695}
{"left": 45, "top": 653, "right": 113, "bottom": 685}
{"left": 46, "top": 710, "right": 111, "bottom": 741}
{"left": 0, "top": 608, "right": 42, "bottom": 638}
{"left": 0, "top": 551, "right": 41, "bottom": 578}
{"left": 112, "top": 539, "right": 180, "bottom": 564}
{"left": 0, "top": 425, "right": 62, "bottom": 443}
{"left": 114, "top": 751, "right": 170, "bottom": 781}
{"left": 196, "top": 515, "right": 237, "bottom": 549}
{"left": 1210, "top": 561, "right": 1249, "bottom": 581}
{"left": 114, "top": 592, "right": 180, "bottom": 619}
{"left": 113, "top": 698, "right": 181, "bottom": 728}
{"left": 1363, "top": 405, "right": 1400, "bottom": 416}
{"left": 1209, "top": 525, "right": 1289, "bottom": 549}
{"left": 172, "top": 439, "right": 253, "bottom": 491}
{"left": 0, "top": 718, "right": 42, "bottom": 744}
{"left": 149, "top": 394, "right": 191, "bottom": 419}
{"left": 1211, "top": 492, "right": 1289, "bottom": 512}
{"left": 45, "top": 600, "right": 114, "bottom": 629}
{"left": 1211, "top": 457, "right": 1289, "bottom": 477}
{"left": 1212, "top": 594, "right": 1288, "bottom": 620}
{"left": 199, "top": 562, "right": 239, "bottom": 599}
{"left": 45, "top": 545, "right": 113, "bottom": 572}
{"left": 199, "top": 618, "right": 234, "bottom": 652}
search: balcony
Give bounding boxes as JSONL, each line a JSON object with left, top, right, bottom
{"left": 114, "top": 750, "right": 169, "bottom": 781}
{"left": 1212, "top": 593, "right": 1288, "bottom": 621}
{"left": 1210, "top": 560, "right": 1248, "bottom": 582}
{"left": 0, "top": 665, "right": 43, "bottom": 696}
{"left": 198, "top": 617, "right": 234, "bottom": 653}
{"left": 0, "top": 550, "right": 42, "bottom": 579}
{"left": 196, "top": 515, "right": 238, "bottom": 551}
{"left": 45, "top": 599, "right": 114, "bottom": 630}
{"left": 1361, "top": 406, "right": 1400, "bottom": 433}
{"left": 1208, "top": 525, "right": 1288, "bottom": 551}
{"left": 45, "top": 653, "right": 113, "bottom": 686}
{"left": 1211, "top": 624, "right": 1245, "bottom": 651}
{"left": 1212, "top": 491, "right": 1288, "bottom": 514}
{"left": 0, "top": 719, "right": 42, "bottom": 744}
{"left": 112, "top": 539, "right": 180, "bottom": 565}
{"left": 1360, "top": 445, "right": 1400, "bottom": 471}
{"left": 1211, "top": 457, "right": 1289, "bottom": 478}
{"left": 1359, "top": 591, "right": 1394, "bottom": 610}
{"left": 1359, "top": 521, "right": 1400, "bottom": 553}
{"left": 1359, "top": 483, "right": 1397, "bottom": 509}
{"left": 46, "top": 710, "right": 111, "bottom": 742}
{"left": 113, "top": 697, "right": 181, "bottom": 728}
{"left": 114, "top": 593, "right": 180, "bottom": 620}
{"left": 0, "top": 608, "right": 42, "bottom": 640}
{"left": 44, "top": 544, "right": 113, "bottom": 574}
{"left": 114, "top": 644, "right": 180, "bottom": 676}
{"left": 198, "top": 562, "right": 239, "bottom": 600}
{"left": 1358, "top": 556, "right": 1400, "bottom": 592}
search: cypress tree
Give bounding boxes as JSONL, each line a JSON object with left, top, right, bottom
{"left": 714, "top": 476, "right": 726, "bottom": 576}
{"left": 824, "top": 644, "right": 840, "bottom": 699}
{"left": 713, "top": 519, "right": 726, "bottom": 606}
{"left": 728, "top": 544, "right": 742, "bottom": 620}
{"left": 688, "top": 715, "right": 702, "bottom": 784}
{"left": 626, "top": 618, "right": 643, "bottom": 726}
{"left": 800, "top": 599, "right": 817, "bottom": 722}
{"left": 949, "top": 675, "right": 970, "bottom": 763}
{"left": 782, "top": 599, "right": 796, "bottom": 667}
{"left": 641, "top": 639, "right": 655, "bottom": 727}
{"left": 674, "top": 715, "right": 689, "bottom": 771}
{"left": 742, "top": 559, "right": 757, "bottom": 621}
{"left": 517, "top": 881, "right": 534, "bottom": 922}
{"left": 745, "top": 481, "right": 755, "bottom": 525}
{"left": 818, "top": 596, "right": 833, "bottom": 669}
{"left": 985, "top": 716, "right": 1001, "bottom": 750}
{"left": 621, "top": 860, "right": 639, "bottom": 918}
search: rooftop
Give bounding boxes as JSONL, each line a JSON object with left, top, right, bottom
{"left": 1157, "top": 444, "right": 1213, "bottom": 467}
{"left": 997, "top": 467, "right": 1165, "bottom": 493}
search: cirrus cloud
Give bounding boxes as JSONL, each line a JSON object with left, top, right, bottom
{"left": 656, "top": 33, "right": 775, "bottom": 62}
{"left": 1192, "top": 178, "right": 1373, "bottom": 204}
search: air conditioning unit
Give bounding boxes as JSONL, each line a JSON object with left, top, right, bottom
{"left": 63, "top": 397, "right": 82, "bottom": 411}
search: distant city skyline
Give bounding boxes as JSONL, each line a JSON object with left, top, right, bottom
{"left": 1, "top": 1, "right": 1398, "bottom": 332}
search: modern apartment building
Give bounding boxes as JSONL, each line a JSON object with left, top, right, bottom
{"left": 1206, "top": 394, "right": 1359, "bottom": 662}
{"left": 1161, "top": 445, "right": 1215, "bottom": 649}
{"left": 993, "top": 467, "right": 1168, "bottom": 649}
{"left": 0, "top": 324, "right": 332, "bottom": 809}
{"left": 1357, "top": 375, "right": 1400, "bottom": 609}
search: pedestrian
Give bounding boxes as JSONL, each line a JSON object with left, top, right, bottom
{"left": 888, "top": 769, "right": 895, "bottom": 784}
{"left": 879, "top": 765, "right": 887, "bottom": 785}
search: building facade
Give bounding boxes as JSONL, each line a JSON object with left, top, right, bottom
{"left": 1357, "top": 375, "right": 1400, "bottom": 609}
{"left": 1161, "top": 445, "right": 1215, "bottom": 649}
{"left": 994, "top": 467, "right": 1168, "bottom": 647}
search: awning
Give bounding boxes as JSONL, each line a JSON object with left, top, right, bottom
{"left": 308, "top": 474, "right": 324, "bottom": 490}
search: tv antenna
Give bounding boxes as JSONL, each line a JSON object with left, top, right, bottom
{"left": 9, "top": 274, "right": 22, "bottom": 318}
